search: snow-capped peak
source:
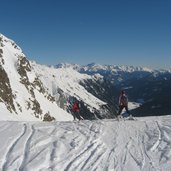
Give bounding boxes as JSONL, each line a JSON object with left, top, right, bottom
{"left": 0, "top": 34, "right": 73, "bottom": 121}
{"left": 0, "top": 33, "right": 22, "bottom": 53}
{"left": 55, "top": 63, "right": 80, "bottom": 70}
{"left": 0, "top": 34, "right": 111, "bottom": 121}
{"left": 81, "top": 63, "right": 154, "bottom": 73}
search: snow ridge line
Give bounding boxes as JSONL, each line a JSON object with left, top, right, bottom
{"left": 59, "top": 121, "right": 104, "bottom": 171}
{"left": 19, "top": 125, "right": 35, "bottom": 171}
{"left": 2, "top": 124, "right": 27, "bottom": 171}
{"left": 150, "top": 121, "right": 162, "bottom": 152}
{"left": 142, "top": 121, "right": 162, "bottom": 171}
{"left": 63, "top": 140, "right": 104, "bottom": 171}
{"left": 48, "top": 140, "right": 58, "bottom": 170}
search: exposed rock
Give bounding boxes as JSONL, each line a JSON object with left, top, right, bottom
{"left": 43, "top": 112, "right": 55, "bottom": 122}
{"left": 31, "top": 99, "right": 42, "bottom": 118}
{"left": 0, "top": 66, "right": 16, "bottom": 113}
{"left": 0, "top": 48, "right": 4, "bottom": 64}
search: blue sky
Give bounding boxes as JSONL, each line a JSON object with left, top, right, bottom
{"left": 0, "top": 0, "right": 171, "bottom": 69}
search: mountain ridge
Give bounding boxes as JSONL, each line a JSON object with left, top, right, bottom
{"left": 55, "top": 62, "right": 171, "bottom": 74}
{"left": 0, "top": 34, "right": 73, "bottom": 121}
{"left": 0, "top": 34, "right": 112, "bottom": 121}
{"left": 0, "top": 33, "right": 170, "bottom": 121}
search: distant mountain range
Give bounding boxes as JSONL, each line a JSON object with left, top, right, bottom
{"left": 55, "top": 62, "right": 171, "bottom": 116}
{"left": 0, "top": 33, "right": 170, "bottom": 121}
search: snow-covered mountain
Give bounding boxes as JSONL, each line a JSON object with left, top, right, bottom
{"left": 0, "top": 33, "right": 170, "bottom": 121}
{"left": 0, "top": 34, "right": 74, "bottom": 121}
{"left": 55, "top": 62, "right": 170, "bottom": 84}
{"left": 31, "top": 62, "right": 110, "bottom": 119}
{"left": 0, "top": 34, "right": 112, "bottom": 121}
{"left": 55, "top": 62, "right": 171, "bottom": 116}
{"left": 84, "top": 64, "right": 171, "bottom": 116}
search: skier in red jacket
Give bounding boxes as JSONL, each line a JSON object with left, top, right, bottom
{"left": 72, "top": 100, "right": 82, "bottom": 121}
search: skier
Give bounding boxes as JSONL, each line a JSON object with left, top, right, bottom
{"left": 117, "top": 90, "right": 132, "bottom": 119}
{"left": 72, "top": 100, "right": 83, "bottom": 121}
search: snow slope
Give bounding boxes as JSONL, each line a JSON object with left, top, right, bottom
{"left": 0, "top": 34, "right": 108, "bottom": 121}
{"left": 0, "top": 34, "right": 72, "bottom": 121}
{"left": 0, "top": 116, "right": 171, "bottom": 171}
{"left": 31, "top": 63, "right": 106, "bottom": 110}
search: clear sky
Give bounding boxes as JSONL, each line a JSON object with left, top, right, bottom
{"left": 0, "top": 0, "right": 171, "bottom": 69}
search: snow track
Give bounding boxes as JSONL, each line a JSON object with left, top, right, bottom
{"left": 0, "top": 116, "right": 171, "bottom": 171}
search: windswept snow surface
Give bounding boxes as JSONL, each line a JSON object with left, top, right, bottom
{"left": 1, "top": 116, "right": 171, "bottom": 171}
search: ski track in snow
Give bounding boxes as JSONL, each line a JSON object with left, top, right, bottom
{"left": 0, "top": 117, "right": 171, "bottom": 171}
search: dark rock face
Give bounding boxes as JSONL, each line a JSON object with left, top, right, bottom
{"left": 0, "top": 41, "right": 4, "bottom": 64}
{"left": 43, "top": 112, "right": 55, "bottom": 122}
{"left": 0, "top": 67, "right": 16, "bottom": 113}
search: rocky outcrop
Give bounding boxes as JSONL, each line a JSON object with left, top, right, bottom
{"left": 0, "top": 66, "right": 16, "bottom": 113}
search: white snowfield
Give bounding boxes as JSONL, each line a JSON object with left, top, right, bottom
{"left": 0, "top": 116, "right": 171, "bottom": 171}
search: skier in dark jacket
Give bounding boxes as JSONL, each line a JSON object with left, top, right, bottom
{"left": 117, "top": 90, "right": 132, "bottom": 118}
{"left": 72, "top": 100, "right": 82, "bottom": 121}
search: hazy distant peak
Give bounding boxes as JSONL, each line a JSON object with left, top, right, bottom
{"left": 58, "top": 62, "right": 154, "bottom": 73}
{"left": 55, "top": 63, "right": 80, "bottom": 70}
{"left": 53, "top": 62, "right": 171, "bottom": 75}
